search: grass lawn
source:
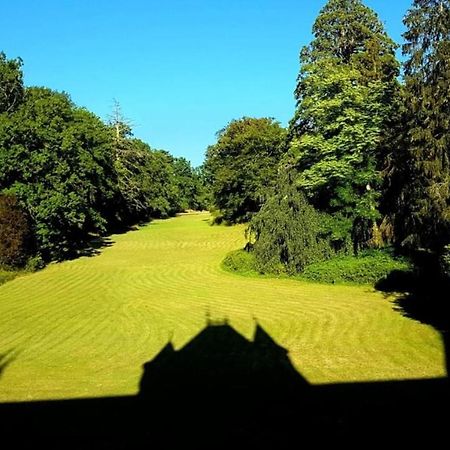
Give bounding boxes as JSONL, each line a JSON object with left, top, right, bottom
{"left": 0, "top": 211, "right": 445, "bottom": 401}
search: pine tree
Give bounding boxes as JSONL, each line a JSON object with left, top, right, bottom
{"left": 395, "top": 0, "right": 450, "bottom": 250}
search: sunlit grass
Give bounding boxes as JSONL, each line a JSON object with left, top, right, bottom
{"left": 0, "top": 211, "right": 445, "bottom": 401}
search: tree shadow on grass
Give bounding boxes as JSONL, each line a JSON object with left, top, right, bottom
{"left": 0, "top": 317, "right": 448, "bottom": 448}
{"left": 375, "top": 251, "right": 450, "bottom": 374}
{"left": 66, "top": 222, "right": 147, "bottom": 261}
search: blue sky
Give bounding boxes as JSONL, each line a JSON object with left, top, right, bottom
{"left": 1, "top": 0, "right": 412, "bottom": 166}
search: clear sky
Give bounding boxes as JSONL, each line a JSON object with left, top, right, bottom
{"left": 1, "top": 0, "right": 412, "bottom": 166}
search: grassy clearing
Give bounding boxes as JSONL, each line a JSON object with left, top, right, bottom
{"left": 0, "top": 212, "right": 445, "bottom": 401}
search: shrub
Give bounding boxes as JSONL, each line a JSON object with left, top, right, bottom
{"left": 222, "top": 249, "right": 258, "bottom": 274}
{"left": 301, "top": 250, "right": 411, "bottom": 285}
{"left": 0, "top": 270, "right": 17, "bottom": 285}
{"left": 0, "top": 193, "right": 33, "bottom": 267}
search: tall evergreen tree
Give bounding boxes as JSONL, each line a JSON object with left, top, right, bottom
{"left": 394, "top": 0, "right": 450, "bottom": 250}
{"left": 288, "top": 0, "right": 400, "bottom": 251}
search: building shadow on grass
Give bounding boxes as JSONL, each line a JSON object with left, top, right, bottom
{"left": 0, "top": 316, "right": 449, "bottom": 448}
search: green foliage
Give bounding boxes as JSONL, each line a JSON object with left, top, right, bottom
{"left": 0, "top": 269, "right": 18, "bottom": 285}
{"left": 172, "top": 157, "right": 210, "bottom": 211}
{"left": 392, "top": 0, "right": 450, "bottom": 250}
{"left": 301, "top": 250, "right": 411, "bottom": 285}
{"left": 204, "top": 117, "right": 286, "bottom": 223}
{"left": 113, "top": 137, "right": 181, "bottom": 221}
{"left": 301, "top": 0, "right": 398, "bottom": 72}
{"left": 0, "top": 87, "right": 118, "bottom": 261}
{"left": 0, "top": 193, "right": 33, "bottom": 267}
{"left": 289, "top": 62, "right": 386, "bottom": 216}
{"left": 221, "top": 249, "right": 258, "bottom": 275}
{"left": 287, "top": 0, "right": 400, "bottom": 251}
{"left": 0, "top": 52, "right": 24, "bottom": 113}
{"left": 221, "top": 247, "right": 411, "bottom": 286}
{"left": 0, "top": 58, "right": 207, "bottom": 264}
{"left": 441, "top": 245, "right": 450, "bottom": 279}
{"left": 247, "top": 178, "right": 332, "bottom": 274}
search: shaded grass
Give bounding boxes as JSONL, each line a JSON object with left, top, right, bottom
{"left": 0, "top": 212, "right": 445, "bottom": 402}
{"left": 0, "top": 269, "right": 19, "bottom": 286}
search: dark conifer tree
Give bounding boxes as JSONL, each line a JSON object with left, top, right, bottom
{"left": 394, "top": 0, "right": 450, "bottom": 250}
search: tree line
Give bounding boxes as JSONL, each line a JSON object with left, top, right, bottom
{"left": 0, "top": 56, "right": 209, "bottom": 268}
{"left": 205, "top": 0, "right": 450, "bottom": 277}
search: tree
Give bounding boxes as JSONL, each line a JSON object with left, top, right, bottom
{"left": 0, "top": 52, "right": 24, "bottom": 114}
{"left": 172, "top": 157, "right": 209, "bottom": 211}
{"left": 392, "top": 0, "right": 450, "bottom": 250}
{"left": 247, "top": 174, "right": 332, "bottom": 274}
{"left": 0, "top": 87, "right": 118, "bottom": 260}
{"left": 287, "top": 0, "right": 400, "bottom": 251}
{"left": 204, "top": 117, "right": 286, "bottom": 223}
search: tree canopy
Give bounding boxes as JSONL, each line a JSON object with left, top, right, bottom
{"left": 204, "top": 117, "right": 286, "bottom": 223}
{"left": 0, "top": 52, "right": 24, "bottom": 114}
{"left": 286, "top": 0, "right": 400, "bottom": 251}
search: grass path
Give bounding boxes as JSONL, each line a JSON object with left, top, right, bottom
{"left": 0, "top": 211, "right": 445, "bottom": 401}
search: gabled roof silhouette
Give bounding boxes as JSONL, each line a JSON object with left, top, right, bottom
{"left": 139, "top": 321, "right": 309, "bottom": 402}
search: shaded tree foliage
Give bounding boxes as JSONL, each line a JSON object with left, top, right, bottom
{"left": 0, "top": 193, "right": 33, "bottom": 267}
{"left": 247, "top": 176, "right": 332, "bottom": 274}
{"left": 204, "top": 117, "right": 286, "bottom": 223}
{"left": 0, "top": 87, "right": 118, "bottom": 260}
{"left": 391, "top": 0, "right": 450, "bottom": 250}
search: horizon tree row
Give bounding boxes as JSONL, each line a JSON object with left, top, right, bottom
{"left": 0, "top": 53, "right": 209, "bottom": 267}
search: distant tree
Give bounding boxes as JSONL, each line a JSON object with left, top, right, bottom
{"left": 287, "top": 0, "right": 400, "bottom": 251}
{"left": 204, "top": 117, "right": 286, "bottom": 223}
{"left": 0, "top": 52, "right": 24, "bottom": 114}
{"left": 172, "top": 157, "right": 202, "bottom": 211}
{"left": 137, "top": 148, "right": 180, "bottom": 218}
{"left": 0, "top": 193, "right": 33, "bottom": 267}
{"left": 391, "top": 0, "right": 450, "bottom": 250}
{"left": 192, "top": 165, "right": 213, "bottom": 211}
{"left": 112, "top": 136, "right": 182, "bottom": 221}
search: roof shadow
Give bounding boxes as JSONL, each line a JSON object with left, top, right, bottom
{"left": 0, "top": 317, "right": 449, "bottom": 448}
